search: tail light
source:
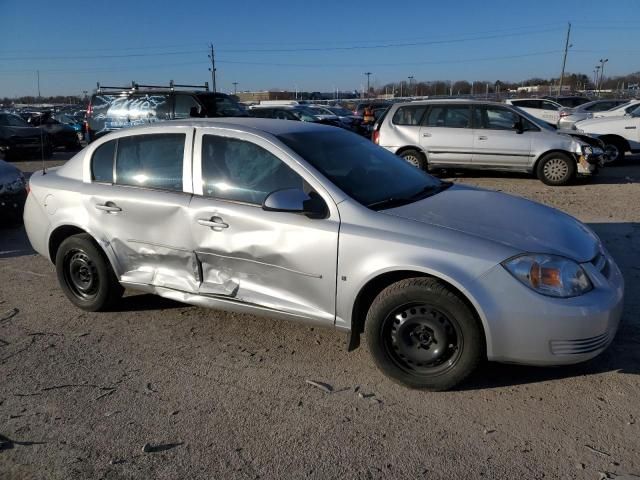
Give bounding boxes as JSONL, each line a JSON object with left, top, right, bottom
{"left": 86, "top": 102, "right": 93, "bottom": 117}
{"left": 372, "top": 129, "right": 380, "bottom": 144}
{"left": 559, "top": 111, "right": 570, "bottom": 118}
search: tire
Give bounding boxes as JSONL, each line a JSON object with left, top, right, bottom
{"left": 55, "top": 233, "right": 123, "bottom": 311}
{"left": 536, "top": 152, "right": 576, "bottom": 186}
{"left": 399, "top": 149, "right": 426, "bottom": 170}
{"left": 602, "top": 139, "right": 625, "bottom": 164}
{"left": 364, "top": 277, "right": 484, "bottom": 391}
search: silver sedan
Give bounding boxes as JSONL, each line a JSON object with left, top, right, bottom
{"left": 23, "top": 119, "right": 624, "bottom": 390}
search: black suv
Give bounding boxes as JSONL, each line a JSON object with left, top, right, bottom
{"left": 86, "top": 81, "right": 247, "bottom": 141}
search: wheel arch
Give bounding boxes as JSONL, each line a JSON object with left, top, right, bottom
{"left": 48, "top": 224, "right": 117, "bottom": 275}
{"left": 598, "top": 134, "right": 630, "bottom": 153}
{"left": 347, "top": 269, "right": 489, "bottom": 356}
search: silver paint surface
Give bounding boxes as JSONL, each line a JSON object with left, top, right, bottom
{"left": 24, "top": 118, "right": 624, "bottom": 365}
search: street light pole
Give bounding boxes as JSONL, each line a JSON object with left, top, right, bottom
{"left": 408, "top": 76, "right": 414, "bottom": 97}
{"left": 232, "top": 82, "right": 238, "bottom": 95}
{"left": 598, "top": 58, "right": 609, "bottom": 93}
{"left": 364, "top": 72, "right": 372, "bottom": 98}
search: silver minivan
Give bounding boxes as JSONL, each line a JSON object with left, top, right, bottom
{"left": 374, "top": 100, "right": 605, "bottom": 186}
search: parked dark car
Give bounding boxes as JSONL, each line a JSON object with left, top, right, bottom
{"left": 28, "top": 113, "right": 82, "bottom": 151}
{"left": 86, "top": 83, "right": 247, "bottom": 141}
{"left": 0, "top": 158, "right": 27, "bottom": 223}
{"left": 0, "top": 113, "right": 52, "bottom": 160}
{"left": 542, "top": 96, "right": 591, "bottom": 108}
{"left": 249, "top": 105, "right": 341, "bottom": 126}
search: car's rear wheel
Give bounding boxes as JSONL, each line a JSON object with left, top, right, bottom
{"left": 399, "top": 149, "right": 426, "bottom": 170}
{"left": 536, "top": 152, "right": 576, "bottom": 186}
{"left": 602, "top": 139, "right": 625, "bottom": 164}
{"left": 55, "top": 234, "right": 123, "bottom": 311}
{"left": 365, "top": 277, "right": 484, "bottom": 391}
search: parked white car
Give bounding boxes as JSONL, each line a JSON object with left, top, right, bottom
{"left": 505, "top": 98, "right": 563, "bottom": 125}
{"left": 591, "top": 99, "right": 640, "bottom": 120}
{"left": 575, "top": 108, "right": 640, "bottom": 163}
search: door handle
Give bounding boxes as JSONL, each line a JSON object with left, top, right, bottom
{"left": 197, "top": 216, "right": 229, "bottom": 230}
{"left": 95, "top": 202, "right": 122, "bottom": 213}
{"left": 478, "top": 136, "right": 488, "bottom": 140}
{"left": 422, "top": 132, "right": 432, "bottom": 137}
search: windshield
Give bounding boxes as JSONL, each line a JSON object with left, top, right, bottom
{"left": 328, "top": 107, "right": 353, "bottom": 116}
{"left": 0, "top": 113, "right": 29, "bottom": 127}
{"left": 277, "top": 130, "right": 446, "bottom": 209}
{"left": 512, "top": 107, "right": 555, "bottom": 131}
{"left": 291, "top": 108, "right": 318, "bottom": 122}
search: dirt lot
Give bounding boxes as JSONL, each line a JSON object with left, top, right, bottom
{"left": 1, "top": 153, "right": 639, "bottom": 480}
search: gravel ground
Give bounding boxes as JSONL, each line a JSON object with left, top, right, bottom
{"left": 1, "top": 153, "right": 639, "bottom": 480}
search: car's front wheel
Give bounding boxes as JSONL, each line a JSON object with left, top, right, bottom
{"left": 399, "top": 149, "right": 426, "bottom": 170}
{"left": 602, "top": 139, "right": 625, "bottom": 164}
{"left": 55, "top": 234, "right": 123, "bottom": 311}
{"left": 365, "top": 277, "right": 484, "bottom": 391}
{"left": 536, "top": 152, "right": 576, "bottom": 186}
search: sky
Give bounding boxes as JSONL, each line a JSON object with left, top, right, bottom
{"left": 1, "top": 0, "right": 639, "bottom": 97}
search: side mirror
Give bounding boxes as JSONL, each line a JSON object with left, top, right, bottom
{"left": 512, "top": 121, "right": 524, "bottom": 134}
{"left": 262, "top": 188, "right": 328, "bottom": 219}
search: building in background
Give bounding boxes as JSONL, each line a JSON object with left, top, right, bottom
{"left": 235, "top": 90, "right": 295, "bottom": 103}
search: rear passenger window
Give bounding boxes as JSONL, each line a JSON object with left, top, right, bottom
{"left": 201, "top": 135, "right": 302, "bottom": 204}
{"left": 392, "top": 106, "right": 427, "bottom": 126}
{"left": 424, "top": 106, "right": 470, "bottom": 128}
{"left": 542, "top": 101, "right": 558, "bottom": 111}
{"left": 91, "top": 140, "right": 116, "bottom": 183}
{"left": 115, "top": 134, "right": 185, "bottom": 191}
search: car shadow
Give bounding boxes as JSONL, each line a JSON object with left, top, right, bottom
{"left": 110, "top": 293, "right": 185, "bottom": 312}
{"left": 460, "top": 221, "right": 640, "bottom": 390}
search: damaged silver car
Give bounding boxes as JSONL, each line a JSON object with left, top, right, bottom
{"left": 24, "top": 119, "right": 624, "bottom": 390}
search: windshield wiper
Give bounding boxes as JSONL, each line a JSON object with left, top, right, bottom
{"left": 367, "top": 181, "right": 452, "bottom": 210}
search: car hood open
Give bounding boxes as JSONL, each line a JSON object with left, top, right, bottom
{"left": 383, "top": 184, "right": 599, "bottom": 263}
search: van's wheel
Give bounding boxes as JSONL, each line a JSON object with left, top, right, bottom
{"left": 602, "top": 139, "right": 625, "bottom": 164}
{"left": 55, "top": 234, "right": 123, "bottom": 311}
{"left": 536, "top": 152, "right": 576, "bottom": 186}
{"left": 399, "top": 149, "right": 426, "bottom": 170}
{"left": 365, "top": 277, "right": 484, "bottom": 391}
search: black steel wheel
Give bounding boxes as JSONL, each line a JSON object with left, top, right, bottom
{"left": 55, "top": 233, "right": 123, "bottom": 311}
{"left": 385, "top": 303, "right": 463, "bottom": 376}
{"left": 365, "top": 277, "right": 484, "bottom": 390}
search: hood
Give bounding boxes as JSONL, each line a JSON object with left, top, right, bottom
{"left": 383, "top": 185, "right": 599, "bottom": 263}
{"left": 577, "top": 116, "right": 630, "bottom": 129}
{"left": 557, "top": 130, "right": 604, "bottom": 147}
{"left": 0, "top": 159, "right": 24, "bottom": 188}
{"left": 0, "top": 126, "right": 42, "bottom": 139}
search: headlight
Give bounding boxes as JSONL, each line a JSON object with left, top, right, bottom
{"left": 502, "top": 254, "right": 593, "bottom": 298}
{"left": 580, "top": 144, "right": 593, "bottom": 155}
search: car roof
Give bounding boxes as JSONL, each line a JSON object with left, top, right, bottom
{"left": 389, "top": 99, "right": 509, "bottom": 108}
{"left": 123, "top": 117, "right": 332, "bottom": 136}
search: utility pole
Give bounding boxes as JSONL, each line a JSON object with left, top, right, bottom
{"left": 557, "top": 22, "right": 572, "bottom": 96}
{"left": 208, "top": 44, "right": 217, "bottom": 93}
{"left": 37, "top": 70, "right": 41, "bottom": 99}
{"left": 364, "top": 72, "right": 372, "bottom": 98}
{"left": 597, "top": 58, "right": 609, "bottom": 93}
{"left": 232, "top": 82, "right": 238, "bottom": 95}
{"left": 408, "top": 76, "right": 414, "bottom": 97}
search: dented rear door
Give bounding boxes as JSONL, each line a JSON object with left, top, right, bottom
{"left": 86, "top": 127, "right": 198, "bottom": 292}
{"left": 188, "top": 128, "right": 339, "bottom": 324}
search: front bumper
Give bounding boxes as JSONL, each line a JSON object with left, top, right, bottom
{"left": 470, "top": 250, "right": 624, "bottom": 366}
{"left": 576, "top": 149, "right": 605, "bottom": 175}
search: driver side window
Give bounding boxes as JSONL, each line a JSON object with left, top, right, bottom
{"left": 201, "top": 135, "right": 303, "bottom": 204}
